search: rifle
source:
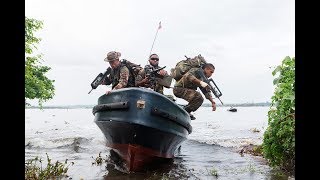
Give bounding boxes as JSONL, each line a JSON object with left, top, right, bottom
{"left": 88, "top": 67, "right": 112, "bottom": 94}
{"left": 145, "top": 66, "right": 166, "bottom": 91}
{"left": 206, "top": 78, "right": 224, "bottom": 105}
{"left": 198, "top": 69, "right": 224, "bottom": 105}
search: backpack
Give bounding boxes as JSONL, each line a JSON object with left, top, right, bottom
{"left": 170, "top": 54, "right": 207, "bottom": 81}
{"left": 120, "top": 59, "right": 142, "bottom": 86}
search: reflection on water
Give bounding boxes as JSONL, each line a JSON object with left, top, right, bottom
{"left": 25, "top": 107, "right": 290, "bottom": 179}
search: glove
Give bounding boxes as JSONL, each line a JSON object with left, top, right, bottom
{"left": 199, "top": 81, "right": 208, "bottom": 88}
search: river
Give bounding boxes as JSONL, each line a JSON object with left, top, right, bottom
{"left": 25, "top": 106, "right": 291, "bottom": 179}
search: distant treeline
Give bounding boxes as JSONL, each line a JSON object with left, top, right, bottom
{"left": 202, "top": 102, "right": 270, "bottom": 107}
{"left": 26, "top": 105, "right": 94, "bottom": 109}
{"left": 26, "top": 102, "right": 271, "bottom": 109}
{"left": 203, "top": 102, "right": 271, "bottom": 107}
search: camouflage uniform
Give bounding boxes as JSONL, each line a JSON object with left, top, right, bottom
{"left": 103, "top": 51, "right": 134, "bottom": 89}
{"left": 135, "top": 65, "right": 164, "bottom": 94}
{"left": 105, "top": 65, "right": 132, "bottom": 89}
{"left": 173, "top": 68, "right": 212, "bottom": 113}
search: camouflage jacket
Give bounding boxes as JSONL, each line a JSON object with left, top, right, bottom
{"left": 174, "top": 67, "right": 212, "bottom": 99}
{"left": 135, "top": 65, "right": 164, "bottom": 94}
{"left": 104, "top": 64, "right": 135, "bottom": 89}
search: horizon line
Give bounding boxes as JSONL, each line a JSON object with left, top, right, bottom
{"left": 26, "top": 102, "right": 271, "bottom": 107}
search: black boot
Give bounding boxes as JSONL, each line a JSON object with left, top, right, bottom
{"left": 189, "top": 113, "right": 196, "bottom": 120}
{"left": 184, "top": 107, "right": 196, "bottom": 120}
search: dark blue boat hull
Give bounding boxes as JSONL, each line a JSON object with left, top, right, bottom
{"left": 92, "top": 87, "right": 191, "bottom": 171}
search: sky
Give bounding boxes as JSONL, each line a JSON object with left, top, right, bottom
{"left": 25, "top": 0, "right": 295, "bottom": 106}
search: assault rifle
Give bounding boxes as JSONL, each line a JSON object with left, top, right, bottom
{"left": 88, "top": 67, "right": 112, "bottom": 94}
{"left": 198, "top": 69, "right": 224, "bottom": 105}
{"left": 145, "top": 65, "right": 166, "bottom": 91}
{"left": 206, "top": 78, "right": 224, "bottom": 105}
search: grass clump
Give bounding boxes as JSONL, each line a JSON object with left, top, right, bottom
{"left": 206, "top": 167, "right": 218, "bottom": 177}
{"left": 25, "top": 153, "right": 74, "bottom": 179}
{"left": 91, "top": 152, "right": 107, "bottom": 166}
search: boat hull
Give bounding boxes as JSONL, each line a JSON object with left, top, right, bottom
{"left": 93, "top": 88, "right": 192, "bottom": 171}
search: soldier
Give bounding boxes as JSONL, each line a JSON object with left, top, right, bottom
{"left": 173, "top": 63, "right": 216, "bottom": 120}
{"left": 102, "top": 51, "right": 135, "bottom": 95}
{"left": 135, "top": 53, "right": 168, "bottom": 94}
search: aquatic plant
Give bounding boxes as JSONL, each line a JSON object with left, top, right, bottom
{"left": 252, "top": 145, "right": 263, "bottom": 156}
{"left": 262, "top": 56, "right": 295, "bottom": 173}
{"left": 25, "top": 153, "right": 74, "bottom": 179}
{"left": 206, "top": 167, "right": 218, "bottom": 177}
{"left": 91, "top": 152, "right": 107, "bottom": 166}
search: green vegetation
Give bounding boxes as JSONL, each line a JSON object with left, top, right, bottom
{"left": 252, "top": 145, "right": 263, "bottom": 156}
{"left": 91, "top": 152, "right": 107, "bottom": 166}
{"left": 206, "top": 167, "right": 218, "bottom": 177}
{"left": 262, "top": 56, "right": 295, "bottom": 173}
{"left": 25, "top": 153, "right": 74, "bottom": 179}
{"left": 25, "top": 17, "right": 55, "bottom": 108}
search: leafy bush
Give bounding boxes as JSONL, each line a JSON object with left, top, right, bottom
{"left": 262, "top": 56, "right": 295, "bottom": 173}
{"left": 25, "top": 153, "right": 74, "bottom": 179}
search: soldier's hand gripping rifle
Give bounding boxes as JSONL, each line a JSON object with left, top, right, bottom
{"left": 145, "top": 66, "right": 166, "bottom": 91}
{"left": 198, "top": 69, "right": 224, "bottom": 105}
{"left": 88, "top": 67, "right": 112, "bottom": 94}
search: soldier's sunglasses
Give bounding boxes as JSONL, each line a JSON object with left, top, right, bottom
{"left": 150, "top": 58, "right": 159, "bottom": 61}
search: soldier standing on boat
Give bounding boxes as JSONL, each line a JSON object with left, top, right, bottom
{"left": 173, "top": 63, "right": 216, "bottom": 120}
{"left": 135, "top": 53, "right": 169, "bottom": 94}
{"left": 101, "top": 51, "right": 135, "bottom": 95}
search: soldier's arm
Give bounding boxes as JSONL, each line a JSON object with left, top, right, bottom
{"left": 200, "top": 87, "right": 216, "bottom": 111}
{"left": 185, "top": 72, "right": 202, "bottom": 87}
{"left": 199, "top": 87, "right": 212, "bottom": 100}
{"left": 114, "top": 66, "right": 129, "bottom": 89}
{"left": 135, "top": 69, "right": 148, "bottom": 87}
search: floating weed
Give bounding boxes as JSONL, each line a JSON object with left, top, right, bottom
{"left": 244, "top": 162, "right": 264, "bottom": 174}
{"left": 252, "top": 145, "right": 263, "bottom": 156}
{"left": 206, "top": 167, "right": 218, "bottom": 177}
{"left": 222, "top": 161, "right": 264, "bottom": 175}
{"left": 91, "top": 152, "right": 107, "bottom": 166}
{"left": 25, "top": 153, "right": 74, "bottom": 180}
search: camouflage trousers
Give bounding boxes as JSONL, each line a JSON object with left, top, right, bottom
{"left": 173, "top": 87, "right": 204, "bottom": 113}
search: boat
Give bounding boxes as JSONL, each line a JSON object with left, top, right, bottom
{"left": 92, "top": 87, "right": 192, "bottom": 171}
{"left": 227, "top": 107, "right": 237, "bottom": 112}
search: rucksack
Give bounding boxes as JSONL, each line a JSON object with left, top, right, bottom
{"left": 120, "top": 59, "right": 142, "bottom": 77}
{"left": 120, "top": 59, "right": 142, "bottom": 85}
{"left": 170, "top": 54, "right": 207, "bottom": 81}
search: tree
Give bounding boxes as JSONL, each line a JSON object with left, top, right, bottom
{"left": 262, "top": 56, "right": 295, "bottom": 173}
{"left": 25, "top": 17, "right": 55, "bottom": 107}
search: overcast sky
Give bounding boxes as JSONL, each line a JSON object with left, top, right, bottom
{"left": 25, "top": 0, "right": 295, "bottom": 106}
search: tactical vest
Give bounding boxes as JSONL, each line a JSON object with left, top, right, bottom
{"left": 110, "top": 63, "right": 136, "bottom": 89}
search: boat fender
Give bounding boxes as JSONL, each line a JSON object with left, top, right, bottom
{"left": 92, "top": 101, "right": 129, "bottom": 115}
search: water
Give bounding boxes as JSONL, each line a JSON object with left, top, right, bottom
{"left": 25, "top": 106, "right": 289, "bottom": 179}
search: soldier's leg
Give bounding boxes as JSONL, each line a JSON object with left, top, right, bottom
{"left": 173, "top": 87, "right": 204, "bottom": 113}
{"left": 185, "top": 91, "right": 203, "bottom": 112}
